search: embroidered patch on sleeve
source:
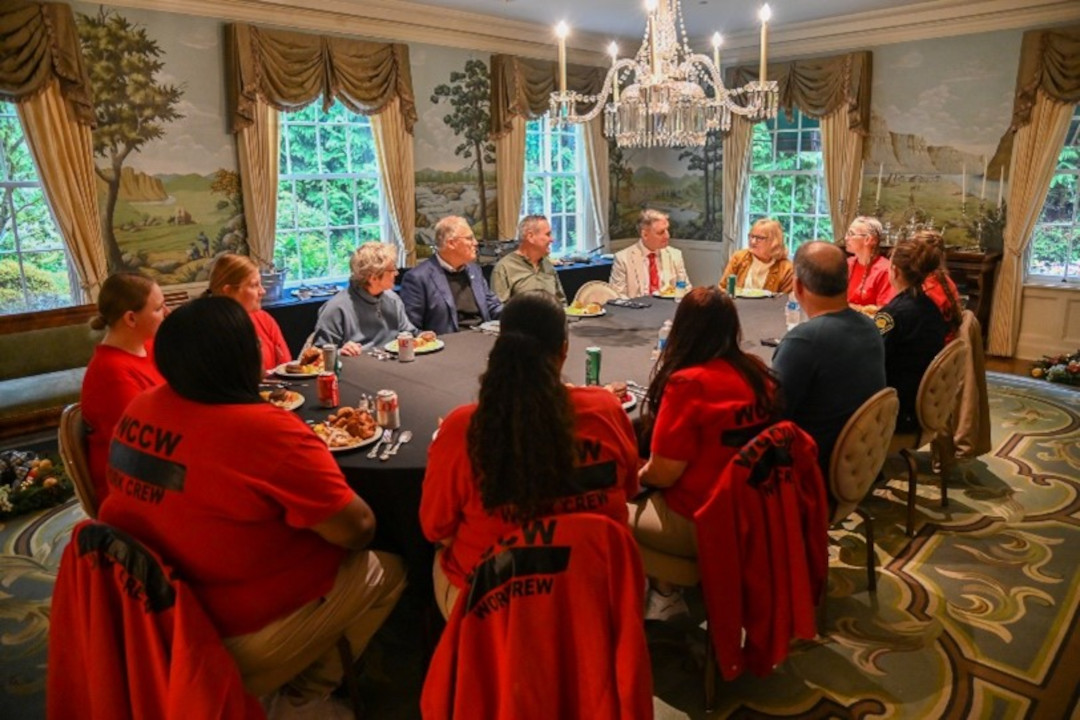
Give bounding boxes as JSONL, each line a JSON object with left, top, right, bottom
{"left": 874, "top": 312, "right": 894, "bottom": 334}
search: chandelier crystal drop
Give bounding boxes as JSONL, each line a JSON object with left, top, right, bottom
{"left": 550, "top": 1, "right": 779, "bottom": 148}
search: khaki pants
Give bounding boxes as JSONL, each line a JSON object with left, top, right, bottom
{"left": 224, "top": 549, "right": 407, "bottom": 700}
{"left": 628, "top": 492, "right": 698, "bottom": 558}
{"left": 432, "top": 547, "right": 461, "bottom": 620}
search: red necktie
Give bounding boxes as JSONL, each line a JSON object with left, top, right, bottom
{"left": 648, "top": 252, "right": 660, "bottom": 293}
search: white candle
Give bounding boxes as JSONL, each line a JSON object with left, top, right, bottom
{"left": 961, "top": 162, "right": 966, "bottom": 206}
{"left": 555, "top": 22, "right": 569, "bottom": 94}
{"left": 980, "top": 156, "right": 987, "bottom": 200}
{"left": 997, "top": 167, "right": 1004, "bottom": 209}
{"left": 608, "top": 42, "right": 619, "bottom": 103}
{"left": 712, "top": 33, "right": 723, "bottom": 79}
{"left": 759, "top": 5, "right": 771, "bottom": 84}
{"left": 875, "top": 162, "right": 883, "bottom": 205}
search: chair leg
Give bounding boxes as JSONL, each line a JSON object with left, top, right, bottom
{"left": 854, "top": 507, "right": 877, "bottom": 593}
{"left": 337, "top": 637, "right": 363, "bottom": 719}
{"left": 704, "top": 626, "right": 717, "bottom": 712}
{"left": 936, "top": 438, "right": 953, "bottom": 509}
{"left": 901, "top": 448, "right": 919, "bottom": 537}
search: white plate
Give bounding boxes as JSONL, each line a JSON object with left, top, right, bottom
{"left": 260, "top": 390, "right": 305, "bottom": 411}
{"left": 736, "top": 288, "right": 776, "bottom": 299}
{"left": 565, "top": 306, "right": 606, "bottom": 318}
{"left": 272, "top": 362, "right": 322, "bottom": 378}
{"left": 384, "top": 338, "right": 445, "bottom": 354}
{"left": 651, "top": 290, "right": 677, "bottom": 300}
{"left": 478, "top": 320, "right": 500, "bottom": 334}
{"left": 313, "top": 424, "right": 383, "bottom": 453}
{"left": 621, "top": 395, "right": 637, "bottom": 412}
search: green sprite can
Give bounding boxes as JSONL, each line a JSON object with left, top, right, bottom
{"left": 585, "top": 346, "right": 602, "bottom": 386}
{"left": 726, "top": 274, "right": 737, "bottom": 295}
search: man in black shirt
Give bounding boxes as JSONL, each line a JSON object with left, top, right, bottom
{"left": 772, "top": 241, "right": 886, "bottom": 478}
{"left": 401, "top": 216, "right": 502, "bottom": 334}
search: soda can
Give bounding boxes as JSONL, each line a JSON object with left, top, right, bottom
{"left": 317, "top": 371, "right": 339, "bottom": 408}
{"left": 397, "top": 332, "right": 416, "bottom": 363}
{"left": 585, "top": 346, "right": 601, "bottom": 386}
{"left": 376, "top": 389, "right": 401, "bottom": 429}
{"left": 321, "top": 343, "right": 338, "bottom": 374}
{"left": 726, "top": 274, "right": 737, "bottom": 296}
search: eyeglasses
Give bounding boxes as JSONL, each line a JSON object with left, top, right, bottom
{"left": 845, "top": 231, "right": 870, "bottom": 239}
{"left": 748, "top": 234, "right": 769, "bottom": 244}
{"left": 452, "top": 234, "right": 477, "bottom": 244}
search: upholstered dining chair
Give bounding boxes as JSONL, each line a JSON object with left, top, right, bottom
{"left": 572, "top": 280, "right": 621, "bottom": 306}
{"left": 890, "top": 338, "right": 967, "bottom": 536}
{"left": 828, "top": 387, "right": 899, "bottom": 594}
{"left": 58, "top": 403, "right": 97, "bottom": 518}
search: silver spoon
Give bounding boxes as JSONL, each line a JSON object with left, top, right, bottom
{"left": 380, "top": 429, "right": 412, "bottom": 461}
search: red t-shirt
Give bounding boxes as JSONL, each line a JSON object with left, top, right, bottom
{"left": 847, "top": 254, "right": 895, "bottom": 308}
{"left": 98, "top": 385, "right": 355, "bottom": 637}
{"left": 251, "top": 308, "right": 291, "bottom": 370}
{"left": 420, "top": 386, "right": 641, "bottom": 589}
{"left": 81, "top": 343, "right": 164, "bottom": 505}
{"left": 651, "top": 358, "right": 776, "bottom": 519}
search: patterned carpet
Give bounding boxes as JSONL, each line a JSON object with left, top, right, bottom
{"left": 2, "top": 373, "right": 1078, "bottom": 719}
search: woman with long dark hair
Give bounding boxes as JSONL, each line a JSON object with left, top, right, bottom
{"left": 420, "top": 291, "right": 640, "bottom": 618}
{"left": 99, "top": 297, "right": 406, "bottom": 718}
{"left": 634, "top": 286, "right": 781, "bottom": 619}
{"left": 914, "top": 230, "right": 963, "bottom": 341}
{"left": 81, "top": 273, "right": 167, "bottom": 504}
{"left": 874, "top": 239, "right": 950, "bottom": 432}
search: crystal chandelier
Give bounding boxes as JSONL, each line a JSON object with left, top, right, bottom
{"left": 550, "top": 1, "right": 779, "bottom": 148}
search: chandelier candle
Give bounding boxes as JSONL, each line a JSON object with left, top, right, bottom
{"left": 712, "top": 32, "right": 722, "bottom": 77}
{"left": 609, "top": 42, "right": 620, "bottom": 103}
{"left": 759, "top": 4, "right": 771, "bottom": 84}
{"left": 555, "top": 22, "right": 568, "bottom": 94}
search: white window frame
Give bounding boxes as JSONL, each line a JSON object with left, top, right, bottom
{"left": 521, "top": 116, "right": 594, "bottom": 257}
{"left": 1025, "top": 105, "right": 1080, "bottom": 284}
{"left": 0, "top": 102, "right": 79, "bottom": 315}
{"left": 743, "top": 108, "right": 832, "bottom": 253}
{"left": 276, "top": 102, "right": 390, "bottom": 286}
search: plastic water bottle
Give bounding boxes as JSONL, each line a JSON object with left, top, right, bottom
{"left": 653, "top": 320, "right": 672, "bottom": 361}
{"left": 673, "top": 278, "right": 688, "bottom": 303}
{"left": 785, "top": 296, "right": 802, "bottom": 332}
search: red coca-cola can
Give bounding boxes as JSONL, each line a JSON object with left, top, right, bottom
{"left": 317, "top": 371, "right": 339, "bottom": 408}
{"left": 376, "top": 389, "right": 400, "bottom": 429}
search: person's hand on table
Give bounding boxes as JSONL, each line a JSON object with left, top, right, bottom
{"left": 340, "top": 341, "right": 363, "bottom": 357}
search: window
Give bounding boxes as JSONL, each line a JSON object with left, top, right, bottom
{"left": 1027, "top": 106, "right": 1080, "bottom": 282}
{"left": 746, "top": 109, "right": 832, "bottom": 253}
{"left": 276, "top": 101, "right": 386, "bottom": 284}
{"left": 0, "top": 102, "right": 77, "bottom": 315}
{"left": 521, "top": 116, "right": 590, "bottom": 256}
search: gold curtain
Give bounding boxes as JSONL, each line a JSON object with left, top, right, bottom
{"left": 236, "top": 97, "right": 279, "bottom": 270}
{"left": 489, "top": 54, "right": 605, "bottom": 138}
{"left": 227, "top": 24, "right": 416, "bottom": 133}
{"left": 820, "top": 108, "right": 864, "bottom": 242}
{"left": 987, "top": 92, "right": 1073, "bottom": 357}
{"left": 582, "top": 116, "right": 610, "bottom": 247}
{"left": 1010, "top": 25, "right": 1080, "bottom": 132}
{"left": 0, "top": 1, "right": 94, "bottom": 126}
{"left": 370, "top": 96, "right": 417, "bottom": 265}
{"left": 495, "top": 115, "right": 527, "bottom": 240}
{"left": 16, "top": 80, "right": 107, "bottom": 301}
{"left": 721, "top": 117, "right": 755, "bottom": 277}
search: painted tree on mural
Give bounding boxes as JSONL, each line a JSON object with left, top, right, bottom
{"left": 431, "top": 59, "right": 496, "bottom": 241}
{"left": 77, "top": 8, "right": 183, "bottom": 271}
{"left": 608, "top": 137, "right": 635, "bottom": 236}
{"left": 678, "top": 130, "right": 723, "bottom": 236}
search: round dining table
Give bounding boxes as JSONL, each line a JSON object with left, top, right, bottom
{"left": 288, "top": 295, "right": 787, "bottom": 591}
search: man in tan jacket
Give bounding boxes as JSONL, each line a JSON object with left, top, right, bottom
{"left": 609, "top": 209, "right": 689, "bottom": 298}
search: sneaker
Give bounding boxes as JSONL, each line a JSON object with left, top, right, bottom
{"left": 644, "top": 587, "right": 690, "bottom": 621}
{"left": 266, "top": 692, "right": 355, "bottom": 720}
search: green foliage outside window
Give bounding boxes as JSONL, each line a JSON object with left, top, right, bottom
{"left": 747, "top": 110, "right": 833, "bottom": 253}
{"left": 1028, "top": 109, "right": 1079, "bottom": 281}
{"left": 276, "top": 102, "right": 383, "bottom": 284}
{"left": 522, "top": 117, "right": 585, "bottom": 255}
{"left": 0, "top": 103, "right": 74, "bottom": 315}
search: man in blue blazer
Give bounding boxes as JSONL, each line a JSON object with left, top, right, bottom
{"left": 401, "top": 216, "right": 502, "bottom": 334}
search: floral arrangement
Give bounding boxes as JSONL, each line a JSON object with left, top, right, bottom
{"left": 1030, "top": 350, "right": 1080, "bottom": 386}
{"left": 0, "top": 450, "right": 74, "bottom": 519}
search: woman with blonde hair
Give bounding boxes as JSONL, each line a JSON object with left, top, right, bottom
{"left": 313, "top": 242, "right": 417, "bottom": 356}
{"left": 719, "top": 218, "right": 794, "bottom": 294}
{"left": 207, "top": 253, "right": 291, "bottom": 371}
{"left": 81, "top": 273, "right": 167, "bottom": 503}
{"left": 845, "top": 216, "right": 894, "bottom": 313}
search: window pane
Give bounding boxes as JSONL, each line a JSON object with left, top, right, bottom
{"left": 320, "top": 122, "right": 348, "bottom": 174}
{"left": 525, "top": 177, "right": 545, "bottom": 215}
{"left": 1066, "top": 236, "right": 1080, "bottom": 281}
{"left": 0, "top": 117, "right": 36, "bottom": 182}
{"left": 1029, "top": 226, "right": 1068, "bottom": 276}
{"left": 356, "top": 178, "right": 380, "bottom": 225}
{"left": 349, "top": 124, "right": 376, "bottom": 170}
{"left": 274, "top": 232, "right": 300, "bottom": 278}
{"left": 299, "top": 230, "right": 329, "bottom": 279}
{"left": 287, "top": 124, "right": 317, "bottom": 175}
{"left": 277, "top": 180, "right": 297, "bottom": 230}
{"left": 326, "top": 178, "right": 355, "bottom": 228}
{"left": 1039, "top": 174, "right": 1076, "bottom": 223}
{"left": 329, "top": 228, "right": 356, "bottom": 278}
{"left": 525, "top": 125, "right": 542, "bottom": 173}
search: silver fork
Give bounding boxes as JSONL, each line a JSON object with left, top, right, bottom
{"left": 380, "top": 429, "right": 412, "bottom": 461}
{"left": 367, "top": 428, "right": 393, "bottom": 459}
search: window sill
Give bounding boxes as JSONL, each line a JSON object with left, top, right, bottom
{"left": 1022, "top": 279, "right": 1080, "bottom": 293}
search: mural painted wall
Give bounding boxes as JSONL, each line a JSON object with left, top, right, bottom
{"left": 73, "top": 3, "right": 242, "bottom": 283}
{"left": 863, "top": 30, "right": 1021, "bottom": 248}
{"left": 411, "top": 44, "right": 497, "bottom": 246}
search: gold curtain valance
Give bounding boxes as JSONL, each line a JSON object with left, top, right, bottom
{"left": 0, "top": 1, "right": 94, "bottom": 126}
{"left": 226, "top": 23, "right": 417, "bottom": 134}
{"left": 1011, "top": 24, "right": 1080, "bottom": 131}
{"left": 490, "top": 54, "right": 605, "bottom": 139}
{"left": 731, "top": 51, "right": 873, "bottom": 132}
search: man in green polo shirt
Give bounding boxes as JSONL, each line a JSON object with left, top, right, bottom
{"left": 491, "top": 214, "right": 567, "bottom": 305}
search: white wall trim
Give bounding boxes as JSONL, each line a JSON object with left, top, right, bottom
{"left": 99, "top": 0, "right": 1080, "bottom": 67}
{"left": 1015, "top": 284, "right": 1080, "bottom": 360}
